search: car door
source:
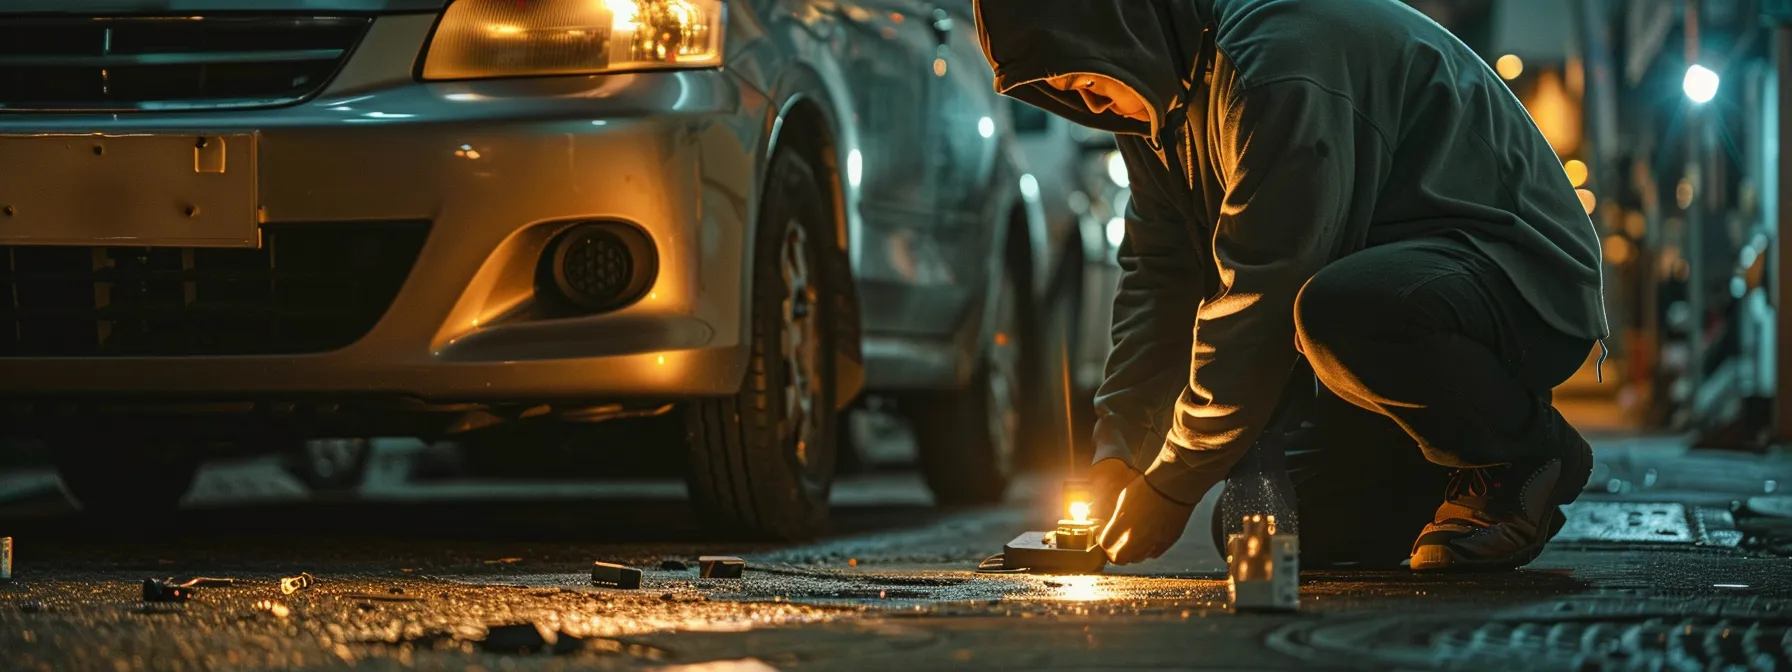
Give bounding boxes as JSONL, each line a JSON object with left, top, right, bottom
{"left": 832, "top": 0, "right": 946, "bottom": 336}
{"left": 925, "top": 0, "right": 1003, "bottom": 303}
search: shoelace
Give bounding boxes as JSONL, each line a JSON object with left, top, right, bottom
{"left": 1445, "top": 467, "right": 1497, "bottom": 501}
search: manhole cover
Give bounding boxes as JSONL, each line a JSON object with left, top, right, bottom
{"left": 1271, "top": 613, "right": 1792, "bottom": 671}
{"left": 1556, "top": 502, "right": 1693, "bottom": 544}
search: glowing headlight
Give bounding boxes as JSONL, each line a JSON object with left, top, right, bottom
{"left": 421, "top": 0, "right": 724, "bottom": 80}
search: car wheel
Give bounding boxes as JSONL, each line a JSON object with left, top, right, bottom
{"left": 53, "top": 433, "right": 201, "bottom": 520}
{"left": 912, "top": 256, "right": 1032, "bottom": 505}
{"left": 686, "top": 149, "right": 838, "bottom": 540}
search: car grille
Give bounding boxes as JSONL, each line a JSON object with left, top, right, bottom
{"left": 0, "top": 222, "right": 429, "bottom": 357}
{"left": 0, "top": 15, "right": 371, "bottom": 111}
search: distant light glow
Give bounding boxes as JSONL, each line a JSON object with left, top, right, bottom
{"left": 1019, "top": 174, "right": 1039, "bottom": 199}
{"left": 978, "top": 116, "right": 995, "bottom": 139}
{"left": 363, "top": 112, "right": 415, "bottom": 119}
{"left": 444, "top": 93, "right": 481, "bottom": 102}
{"left": 1684, "top": 64, "right": 1720, "bottom": 103}
{"left": 591, "top": 120, "right": 609, "bottom": 126}
{"left": 1577, "top": 188, "right": 1597, "bottom": 215}
{"left": 1068, "top": 501, "right": 1091, "bottom": 524}
{"left": 933, "top": 58, "right": 947, "bottom": 77}
{"left": 1106, "top": 217, "right": 1126, "bottom": 248}
{"left": 1714, "top": 583, "right": 1750, "bottom": 589}
{"left": 847, "top": 150, "right": 863, "bottom": 187}
{"left": 1496, "top": 54, "right": 1524, "bottom": 80}
{"left": 1106, "top": 151, "right": 1129, "bottom": 188}
{"left": 1563, "top": 159, "right": 1588, "bottom": 188}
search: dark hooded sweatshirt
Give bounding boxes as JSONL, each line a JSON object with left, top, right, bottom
{"left": 974, "top": 0, "right": 1609, "bottom": 503}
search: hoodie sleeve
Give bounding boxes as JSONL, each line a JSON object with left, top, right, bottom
{"left": 1142, "top": 79, "right": 1359, "bottom": 504}
{"left": 1090, "top": 139, "right": 1206, "bottom": 471}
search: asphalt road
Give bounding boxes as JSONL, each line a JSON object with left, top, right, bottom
{"left": 1, "top": 435, "right": 1790, "bottom": 671}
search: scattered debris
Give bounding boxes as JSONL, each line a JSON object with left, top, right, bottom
{"left": 18, "top": 600, "right": 43, "bottom": 613}
{"left": 660, "top": 559, "right": 689, "bottom": 571}
{"left": 483, "top": 557, "right": 524, "bottom": 565}
{"left": 343, "top": 592, "right": 424, "bottom": 602}
{"left": 699, "top": 556, "right": 745, "bottom": 578}
{"left": 479, "top": 623, "right": 555, "bottom": 655}
{"left": 280, "top": 572, "right": 317, "bottom": 595}
{"left": 592, "top": 561, "right": 643, "bottom": 589}
{"left": 587, "top": 637, "right": 673, "bottom": 661}
{"left": 253, "top": 600, "right": 291, "bottom": 618}
{"left": 142, "top": 578, "right": 192, "bottom": 603}
{"left": 177, "top": 577, "right": 236, "bottom": 588}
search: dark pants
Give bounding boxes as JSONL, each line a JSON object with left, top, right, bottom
{"left": 1270, "top": 237, "right": 1594, "bottom": 566}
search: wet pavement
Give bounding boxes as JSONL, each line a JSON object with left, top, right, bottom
{"left": 1, "top": 436, "right": 1790, "bottom": 671}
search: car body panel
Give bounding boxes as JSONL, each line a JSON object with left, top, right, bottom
{"left": 0, "top": 0, "right": 1056, "bottom": 416}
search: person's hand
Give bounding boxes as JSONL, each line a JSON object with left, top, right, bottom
{"left": 1097, "top": 476, "right": 1196, "bottom": 565}
{"left": 1088, "top": 458, "right": 1138, "bottom": 522}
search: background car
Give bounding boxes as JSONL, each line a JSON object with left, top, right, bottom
{"left": 0, "top": 0, "right": 1087, "bottom": 539}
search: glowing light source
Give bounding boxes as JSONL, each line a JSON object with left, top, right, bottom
{"left": 978, "top": 116, "right": 995, "bottom": 139}
{"left": 1684, "top": 64, "right": 1719, "bottom": 104}
{"left": 1106, "top": 217, "right": 1126, "bottom": 248}
{"left": 604, "top": 0, "right": 639, "bottom": 30}
{"left": 1068, "top": 501, "right": 1091, "bottom": 524}
{"left": 1563, "top": 159, "right": 1588, "bottom": 187}
{"left": 1106, "top": 151, "right": 1129, "bottom": 188}
{"left": 847, "top": 150, "right": 863, "bottom": 187}
{"left": 1051, "top": 574, "right": 1109, "bottom": 602}
{"left": 1495, "top": 54, "right": 1524, "bottom": 80}
{"left": 1019, "top": 174, "right": 1039, "bottom": 199}
{"left": 1577, "top": 188, "right": 1597, "bottom": 215}
{"left": 932, "top": 58, "right": 947, "bottom": 77}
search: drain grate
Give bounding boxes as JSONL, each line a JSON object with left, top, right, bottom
{"left": 1271, "top": 613, "right": 1792, "bottom": 671}
{"left": 1556, "top": 503, "right": 1694, "bottom": 544}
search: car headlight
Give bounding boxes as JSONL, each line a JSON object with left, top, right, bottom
{"left": 420, "top": 0, "right": 725, "bottom": 80}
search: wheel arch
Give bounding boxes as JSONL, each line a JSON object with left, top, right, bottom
{"left": 758, "top": 70, "right": 864, "bottom": 409}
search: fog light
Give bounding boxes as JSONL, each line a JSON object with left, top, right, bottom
{"left": 543, "top": 223, "right": 657, "bottom": 312}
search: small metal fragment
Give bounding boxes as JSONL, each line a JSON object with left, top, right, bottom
{"left": 142, "top": 578, "right": 192, "bottom": 603}
{"left": 591, "top": 561, "right": 642, "bottom": 589}
{"left": 177, "top": 577, "right": 235, "bottom": 588}
{"left": 280, "top": 572, "right": 317, "bottom": 595}
{"left": 698, "top": 556, "right": 745, "bottom": 578}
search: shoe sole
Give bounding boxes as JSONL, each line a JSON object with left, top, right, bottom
{"left": 1410, "top": 438, "right": 1594, "bottom": 573}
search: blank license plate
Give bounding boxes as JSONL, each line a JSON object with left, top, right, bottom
{"left": 0, "top": 133, "right": 259, "bottom": 248}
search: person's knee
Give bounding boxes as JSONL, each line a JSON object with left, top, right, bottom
{"left": 1293, "top": 271, "right": 1373, "bottom": 368}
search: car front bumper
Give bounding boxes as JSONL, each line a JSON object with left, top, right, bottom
{"left": 0, "top": 15, "right": 764, "bottom": 402}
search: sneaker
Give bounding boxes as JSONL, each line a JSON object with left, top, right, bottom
{"left": 1408, "top": 405, "right": 1594, "bottom": 572}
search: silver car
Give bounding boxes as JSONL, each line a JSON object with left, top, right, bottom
{"left": 0, "top": 0, "right": 1085, "bottom": 538}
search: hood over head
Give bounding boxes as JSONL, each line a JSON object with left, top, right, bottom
{"left": 973, "top": 0, "right": 1211, "bottom": 139}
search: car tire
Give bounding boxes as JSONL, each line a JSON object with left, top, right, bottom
{"left": 53, "top": 434, "right": 201, "bottom": 520}
{"left": 685, "top": 149, "right": 839, "bottom": 541}
{"left": 911, "top": 249, "right": 1034, "bottom": 505}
